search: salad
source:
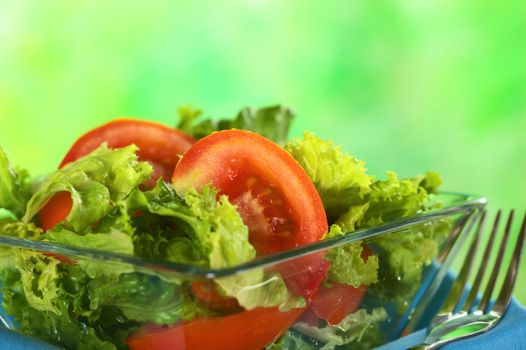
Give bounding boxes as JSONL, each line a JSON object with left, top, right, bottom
{"left": 0, "top": 105, "right": 448, "bottom": 350}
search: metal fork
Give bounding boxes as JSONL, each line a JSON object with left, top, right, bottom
{"left": 408, "top": 210, "right": 526, "bottom": 350}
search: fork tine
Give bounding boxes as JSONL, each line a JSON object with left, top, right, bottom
{"left": 493, "top": 211, "right": 526, "bottom": 314}
{"left": 439, "top": 211, "right": 485, "bottom": 314}
{"left": 464, "top": 210, "right": 501, "bottom": 311}
{"left": 478, "top": 210, "right": 514, "bottom": 313}
{"left": 411, "top": 210, "right": 524, "bottom": 350}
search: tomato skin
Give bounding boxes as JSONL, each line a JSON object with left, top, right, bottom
{"left": 127, "top": 307, "right": 305, "bottom": 350}
{"left": 39, "top": 119, "right": 194, "bottom": 231}
{"left": 172, "top": 130, "right": 327, "bottom": 256}
{"left": 39, "top": 191, "right": 73, "bottom": 232}
{"left": 60, "top": 119, "right": 195, "bottom": 172}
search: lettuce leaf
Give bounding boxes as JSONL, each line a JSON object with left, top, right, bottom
{"left": 360, "top": 171, "right": 432, "bottom": 227}
{"left": 342, "top": 171, "right": 449, "bottom": 308}
{"left": 266, "top": 331, "right": 319, "bottom": 350}
{"left": 0, "top": 220, "right": 42, "bottom": 239}
{"left": 23, "top": 144, "right": 152, "bottom": 232}
{"left": 1, "top": 252, "right": 120, "bottom": 349}
{"left": 175, "top": 105, "right": 216, "bottom": 140}
{"left": 216, "top": 271, "right": 305, "bottom": 311}
{"left": 369, "top": 219, "right": 451, "bottom": 308}
{"left": 1, "top": 251, "right": 201, "bottom": 349}
{"left": 0, "top": 147, "right": 31, "bottom": 218}
{"left": 88, "top": 273, "right": 205, "bottom": 325}
{"left": 292, "top": 307, "right": 388, "bottom": 349}
{"left": 129, "top": 181, "right": 301, "bottom": 310}
{"left": 285, "top": 132, "right": 372, "bottom": 220}
{"left": 323, "top": 225, "right": 378, "bottom": 287}
{"left": 44, "top": 230, "right": 134, "bottom": 256}
{"left": 128, "top": 181, "right": 256, "bottom": 267}
{"left": 176, "top": 105, "right": 294, "bottom": 144}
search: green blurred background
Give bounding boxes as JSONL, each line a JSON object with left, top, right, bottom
{"left": 0, "top": 1, "right": 524, "bottom": 302}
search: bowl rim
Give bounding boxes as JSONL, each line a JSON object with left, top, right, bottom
{"left": 0, "top": 192, "right": 487, "bottom": 278}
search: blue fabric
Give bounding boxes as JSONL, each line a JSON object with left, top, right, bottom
{"left": 376, "top": 298, "right": 526, "bottom": 350}
{"left": 0, "top": 329, "right": 59, "bottom": 349}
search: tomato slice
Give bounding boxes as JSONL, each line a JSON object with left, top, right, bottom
{"left": 172, "top": 130, "right": 328, "bottom": 298}
{"left": 127, "top": 307, "right": 305, "bottom": 350}
{"left": 39, "top": 191, "right": 74, "bottom": 232}
{"left": 303, "top": 245, "right": 373, "bottom": 325}
{"left": 60, "top": 119, "right": 195, "bottom": 186}
{"left": 275, "top": 255, "right": 330, "bottom": 300}
{"left": 172, "top": 129, "right": 327, "bottom": 256}
{"left": 306, "top": 283, "right": 367, "bottom": 325}
{"left": 39, "top": 119, "right": 194, "bottom": 230}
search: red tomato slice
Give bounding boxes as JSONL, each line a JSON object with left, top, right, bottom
{"left": 172, "top": 129, "right": 328, "bottom": 299}
{"left": 275, "top": 255, "right": 330, "bottom": 300}
{"left": 40, "top": 191, "right": 74, "bottom": 232}
{"left": 172, "top": 129, "right": 327, "bottom": 257}
{"left": 303, "top": 245, "right": 373, "bottom": 325}
{"left": 127, "top": 307, "right": 305, "bottom": 350}
{"left": 60, "top": 119, "right": 195, "bottom": 186}
{"left": 307, "top": 283, "right": 367, "bottom": 325}
{"left": 39, "top": 119, "right": 194, "bottom": 230}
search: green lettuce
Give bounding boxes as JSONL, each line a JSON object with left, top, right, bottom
{"left": 285, "top": 132, "right": 372, "bottom": 220}
{"left": 1, "top": 254, "right": 120, "bottom": 349}
{"left": 44, "top": 230, "right": 134, "bottom": 256}
{"left": 323, "top": 225, "right": 378, "bottom": 287}
{"left": 23, "top": 144, "right": 152, "bottom": 232}
{"left": 88, "top": 272, "right": 205, "bottom": 325}
{"left": 292, "top": 308, "right": 388, "bottom": 350}
{"left": 368, "top": 219, "right": 451, "bottom": 308}
{"left": 1, "top": 249, "right": 202, "bottom": 349}
{"left": 334, "top": 171, "right": 448, "bottom": 308}
{"left": 129, "top": 181, "right": 301, "bottom": 310}
{"left": 0, "top": 220, "right": 42, "bottom": 240}
{"left": 128, "top": 181, "right": 256, "bottom": 266}
{"left": 360, "top": 171, "right": 435, "bottom": 227}
{"left": 177, "top": 105, "right": 294, "bottom": 144}
{"left": 0, "top": 147, "right": 31, "bottom": 218}
{"left": 266, "top": 331, "right": 319, "bottom": 350}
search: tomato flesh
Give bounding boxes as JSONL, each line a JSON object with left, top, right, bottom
{"left": 274, "top": 255, "right": 330, "bottom": 300}
{"left": 127, "top": 307, "right": 305, "bottom": 350}
{"left": 303, "top": 245, "right": 373, "bottom": 325}
{"left": 307, "top": 283, "right": 367, "bottom": 325}
{"left": 225, "top": 171, "right": 298, "bottom": 255}
{"left": 172, "top": 130, "right": 328, "bottom": 299}
{"left": 172, "top": 130, "right": 327, "bottom": 257}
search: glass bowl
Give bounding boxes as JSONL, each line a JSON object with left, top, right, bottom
{"left": 0, "top": 192, "right": 486, "bottom": 350}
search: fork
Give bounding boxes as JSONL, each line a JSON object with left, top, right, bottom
{"left": 408, "top": 210, "right": 526, "bottom": 350}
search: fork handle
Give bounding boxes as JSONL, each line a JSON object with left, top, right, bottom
{"left": 407, "top": 344, "right": 436, "bottom": 350}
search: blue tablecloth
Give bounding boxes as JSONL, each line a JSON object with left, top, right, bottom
{"left": 376, "top": 298, "right": 526, "bottom": 350}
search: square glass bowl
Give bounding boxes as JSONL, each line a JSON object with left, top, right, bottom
{"left": 0, "top": 192, "right": 486, "bottom": 350}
